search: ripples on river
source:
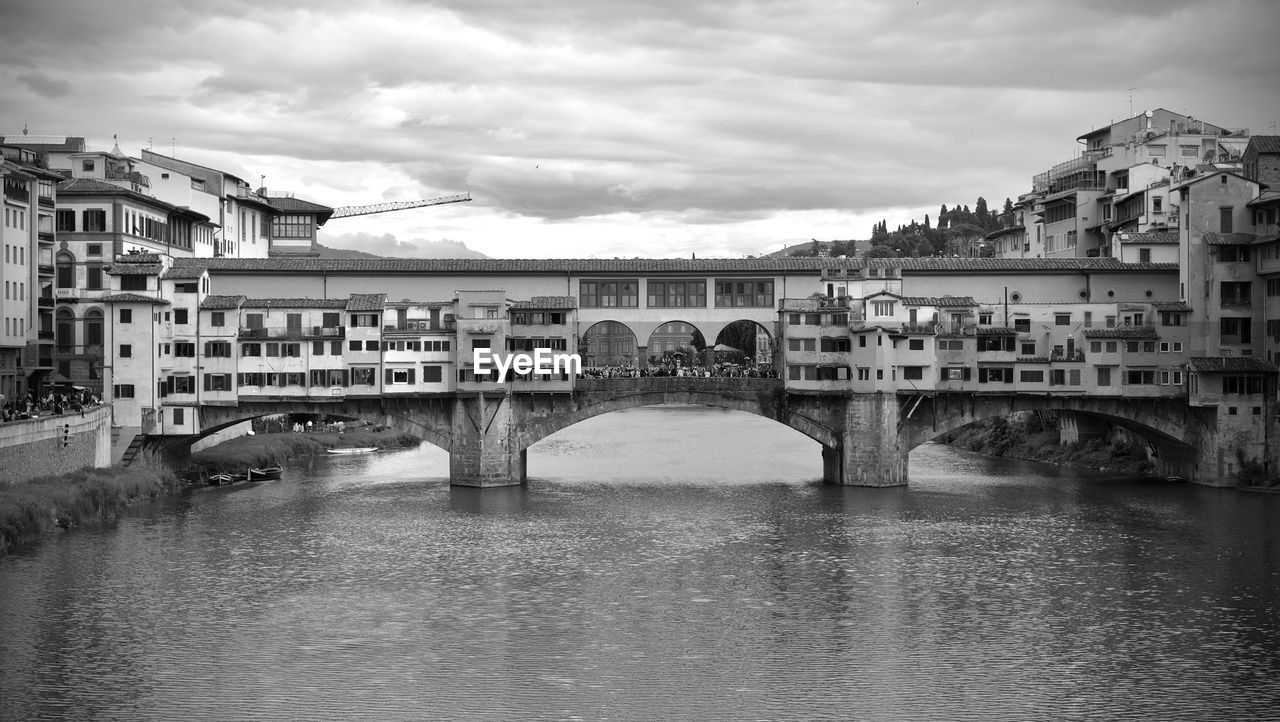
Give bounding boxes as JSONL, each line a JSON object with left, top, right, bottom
{"left": 2, "top": 406, "right": 1279, "bottom": 721}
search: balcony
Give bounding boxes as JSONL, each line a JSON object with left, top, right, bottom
{"left": 54, "top": 288, "right": 78, "bottom": 300}
{"left": 238, "top": 327, "right": 303, "bottom": 340}
{"left": 309, "top": 326, "right": 346, "bottom": 338}
{"left": 38, "top": 330, "right": 54, "bottom": 341}
{"left": 38, "top": 296, "right": 54, "bottom": 308}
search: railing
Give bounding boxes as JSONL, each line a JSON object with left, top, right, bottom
{"left": 308, "top": 326, "right": 346, "bottom": 338}
{"left": 238, "top": 327, "right": 306, "bottom": 340}
{"left": 38, "top": 296, "right": 54, "bottom": 308}
{"left": 1050, "top": 350, "right": 1087, "bottom": 362}
{"left": 574, "top": 377, "right": 783, "bottom": 394}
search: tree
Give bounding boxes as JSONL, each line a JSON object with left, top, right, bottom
{"left": 975, "top": 197, "right": 989, "bottom": 227}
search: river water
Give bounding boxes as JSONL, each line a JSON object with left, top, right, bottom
{"left": 2, "top": 406, "right": 1279, "bottom": 721}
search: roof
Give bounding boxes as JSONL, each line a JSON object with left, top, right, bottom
{"left": 898, "top": 296, "right": 978, "bottom": 307}
{"left": 267, "top": 195, "right": 335, "bottom": 225}
{"left": 1189, "top": 357, "right": 1279, "bottom": 374}
{"left": 984, "top": 226, "right": 1024, "bottom": 239}
{"left": 161, "top": 266, "right": 207, "bottom": 280}
{"left": 976, "top": 326, "right": 1017, "bottom": 335}
{"left": 98, "top": 292, "right": 169, "bottom": 305}
{"left": 240, "top": 298, "right": 349, "bottom": 309}
{"left": 1245, "top": 136, "right": 1280, "bottom": 155}
{"left": 0, "top": 136, "right": 87, "bottom": 153}
{"left": 1203, "top": 232, "right": 1257, "bottom": 246}
{"left": 172, "top": 256, "right": 1179, "bottom": 276}
{"left": 56, "top": 177, "right": 181, "bottom": 211}
{"left": 200, "top": 295, "right": 247, "bottom": 310}
{"left": 1152, "top": 301, "right": 1193, "bottom": 312}
{"left": 1247, "top": 189, "right": 1280, "bottom": 207}
{"left": 1081, "top": 326, "right": 1159, "bottom": 339}
{"left": 105, "top": 263, "right": 163, "bottom": 276}
{"left": 346, "top": 293, "right": 386, "bottom": 311}
{"left": 1119, "top": 230, "right": 1178, "bottom": 245}
{"left": 510, "top": 296, "right": 578, "bottom": 310}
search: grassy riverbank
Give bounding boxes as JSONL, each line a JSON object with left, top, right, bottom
{"left": 186, "top": 428, "right": 420, "bottom": 478}
{"left": 0, "top": 462, "right": 182, "bottom": 556}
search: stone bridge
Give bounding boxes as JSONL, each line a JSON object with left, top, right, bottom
{"left": 191, "top": 379, "right": 1220, "bottom": 487}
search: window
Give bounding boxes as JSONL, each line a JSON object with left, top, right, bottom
{"left": 119, "top": 309, "right": 132, "bottom": 323}
{"left": 1220, "top": 207, "right": 1233, "bottom": 233}
{"left": 174, "top": 308, "right": 189, "bottom": 325}
{"left": 908, "top": 338, "right": 925, "bottom": 351}
{"left": 422, "top": 365, "right": 443, "bottom": 383}
{"left": 1220, "top": 317, "right": 1252, "bottom": 344}
{"left": 646, "top": 280, "right": 706, "bottom": 308}
{"left": 580, "top": 279, "right": 639, "bottom": 308}
{"left": 351, "top": 367, "right": 376, "bottom": 385}
{"left": 1055, "top": 314, "right": 1071, "bottom": 326}
{"left": 312, "top": 341, "right": 324, "bottom": 355}
{"left": 1020, "top": 342, "right": 1036, "bottom": 355}
{"left": 113, "top": 384, "right": 134, "bottom": 398}
{"left": 1218, "top": 246, "right": 1251, "bottom": 263}
{"left": 1221, "top": 282, "right": 1251, "bottom": 307}
{"left": 1139, "top": 248, "right": 1151, "bottom": 263}
{"left": 1125, "top": 369, "right": 1155, "bottom": 385}
{"left": 1097, "top": 367, "right": 1112, "bottom": 386}
{"left": 83, "top": 209, "right": 106, "bottom": 232}
{"left": 209, "top": 311, "right": 225, "bottom": 327}
{"left": 1013, "top": 318, "right": 1030, "bottom": 332}
{"left": 168, "top": 376, "right": 195, "bottom": 394}
{"left": 349, "top": 340, "right": 362, "bottom": 352}
{"left": 173, "top": 408, "right": 185, "bottom": 426}
{"left": 271, "top": 214, "right": 313, "bottom": 239}
{"left": 1160, "top": 311, "right": 1183, "bottom": 326}
{"left": 1019, "top": 370, "right": 1044, "bottom": 383}
{"left": 56, "top": 209, "right": 75, "bottom": 232}
{"left": 203, "top": 373, "right": 232, "bottom": 391}
{"left": 118, "top": 342, "right": 133, "bottom": 358}
{"left": 174, "top": 342, "right": 195, "bottom": 357}
{"left": 714, "top": 279, "right": 774, "bottom": 308}
{"left": 204, "top": 341, "right": 232, "bottom": 357}
{"left": 121, "top": 275, "right": 146, "bottom": 291}
{"left": 871, "top": 301, "right": 895, "bottom": 316}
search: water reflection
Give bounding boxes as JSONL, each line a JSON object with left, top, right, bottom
{"left": 2, "top": 406, "right": 1279, "bottom": 720}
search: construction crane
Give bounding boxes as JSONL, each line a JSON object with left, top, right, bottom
{"left": 330, "top": 192, "right": 471, "bottom": 220}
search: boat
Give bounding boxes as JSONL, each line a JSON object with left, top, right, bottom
{"left": 246, "top": 466, "right": 283, "bottom": 481}
{"left": 326, "top": 447, "right": 379, "bottom": 455}
{"left": 208, "top": 471, "right": 248, "bottom": 486}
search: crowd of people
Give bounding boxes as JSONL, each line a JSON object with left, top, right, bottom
{"left": 579, "top": 361, "right": 778, "bottom": 379}
{"left": 1, "top": 388, "right": 103, "bottom": 424}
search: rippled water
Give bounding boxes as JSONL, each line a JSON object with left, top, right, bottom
{"left": 2, "top": 406, "right": 1279, "bottom": 720}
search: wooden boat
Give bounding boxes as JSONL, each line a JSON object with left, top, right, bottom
{"left": 208, "top": 471, "right": 248, "bottom": 486}
{"left": 246, "top": 466, "right": 283, "bottom": 481}
{"left": 326, "top": 446, "right": 379, "bottom": 455}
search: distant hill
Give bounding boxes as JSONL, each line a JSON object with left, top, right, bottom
{"left": 314, "top": 233, "right": 489, "bottom": 259}
{"left": 313, "top": 244, "right": 385, "bottom": 259}
{"left": 764, "top": 239, "right": 870, "bottom": 258}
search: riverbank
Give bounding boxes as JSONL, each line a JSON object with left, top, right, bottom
{"left": 0, "top": 462, "right": 182, "bottom": 556}
{"left": 939, "top": 414, "right": 1156, "bottom": 476}
{"left": 184, "top": 427, "right": 421, "bottom": 479}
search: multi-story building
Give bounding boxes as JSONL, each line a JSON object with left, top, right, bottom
{"left": 1, "top": 144, "right": 62, "bottom": 402}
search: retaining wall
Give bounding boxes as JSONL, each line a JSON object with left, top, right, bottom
{"left": 0, "top": 406, "right": 113, "bottom": 485}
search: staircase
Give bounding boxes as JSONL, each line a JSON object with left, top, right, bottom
{"left": 119, "top": 435, "right": 146, "bottom": 467}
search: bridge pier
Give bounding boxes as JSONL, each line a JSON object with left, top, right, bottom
{"left": 822, "top": 393, "right": 908, "bottom": 487}
{"left": 449, "top": 394, "right": 526, "bottom": 487}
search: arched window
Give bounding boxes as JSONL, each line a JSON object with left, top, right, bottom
{"left": 84, "top": 308, "right": 104, "bottom": 349}
{"left": 55, "top": 308, "right": 76, "bottom": 353}
{"left": 56, "top": 252, "right": 75, "bottom": 289}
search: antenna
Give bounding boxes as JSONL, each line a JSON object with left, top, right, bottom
{"left": 1126, "top": 88, "right": 1137, "bottom": 117}
{"left": 171, "top": 137, "right": 176, "bottom": 157}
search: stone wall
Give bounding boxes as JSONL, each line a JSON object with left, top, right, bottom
{"left": 0, "top": 406, "right": 113, "bottom": 485}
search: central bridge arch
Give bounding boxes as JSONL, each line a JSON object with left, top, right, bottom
{"left": 510, "top": 378, "right": 840, "bottom": 453}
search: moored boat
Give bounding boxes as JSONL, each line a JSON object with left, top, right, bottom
{"left": 246, "top": 466, "right": 283, "bottom": 481}
{"left": 326, "top": 447, "right": 379, "bottom": 455}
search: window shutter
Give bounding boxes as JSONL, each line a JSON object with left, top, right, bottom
{"left": 386, "top": 369, "right": 394, "bottom": 384}
{"left": 407, "top": 368, "right": 415, "bottom": 384}
{"left": 203, "top": 374, "right": 211, "bottom": 391}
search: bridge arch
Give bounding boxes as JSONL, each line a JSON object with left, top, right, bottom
{"left": 713, "top": 319, "right": 774, "bottom": 366}
{"left": 580, "top": 320, "right": 639, "bottom": 367}
{"left": 191, "top": 398, "right": 457, "bottom": 454}
{"left": 644, "top": 320, "right": 706, "bottom": 364}
{"left": 512, "top": 378, "right": 839, "bottom": 454}
{"left": 899, "top": 393, "right": 1205, "bottom": 457}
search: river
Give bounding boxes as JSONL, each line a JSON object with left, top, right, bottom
{"left": 2, "top": 405, "right": 1279, "bottom": 720}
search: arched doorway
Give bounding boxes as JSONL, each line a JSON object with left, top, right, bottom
{"left": 580, "top": 321, "right": 638, "bottom": 368}
{"left": 714, "top": 320, "right": 774, "bottom": 368}
{"left": 645, "top": 321, "right": 706, "bottom": 366}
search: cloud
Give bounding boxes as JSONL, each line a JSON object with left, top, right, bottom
{"left": 17, "top": 72, "right": 72, "bottom": 99}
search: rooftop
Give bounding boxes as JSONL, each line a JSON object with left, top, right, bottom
{"left": 1189, "top": 357, "right": 1279, "bottom": 374}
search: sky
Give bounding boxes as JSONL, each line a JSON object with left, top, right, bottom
{"left": 2, "top": 0, "right": 1278, "bottom": 259}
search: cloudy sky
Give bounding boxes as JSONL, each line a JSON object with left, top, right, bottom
{"left": 2, "top": 0, "right": 1277, "bottom": 259}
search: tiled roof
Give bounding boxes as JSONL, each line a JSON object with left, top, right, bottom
{"left": 1082, "top": 326, "right": 1159, "bottom": 339}
{"left": 976, "top": 326, "right": 1017, "bottom": 335}
{"left": 172, "top": 256, "right": 1179, "bottom": 275}
{"left": 241, "top": 298, "right": 349, "bottom": 309}
{"left": 899, "top": 296, "right": 977, "bottom": 307}
{"left": 105, "top": 263, "right": 163, "bottom": 276}
{"left": 1203, "top": 232, "right": 1257, "bottom": 245}
{"left": 1246, "top": 136, "right": 1280, "bottom": 154}
{"left": 346, "top": 293, "right": 386, "bottom": 311}
{"left": 267, "top": 196, "right": 334, "bottom": 214}
{"left": 56, "top": 177, "right": 178, "bottom": 210}
{"left": 510, "top": 296, "right": 578, "bottom": 309}
{"left": 1119, "top": 230, "right": 1178, "bottom": 245}
{"left": 200, "top": 295, "right": 246, "bottom": 310}
{"left": 1255, "top": 233, "right": 1280, "bottom": 245}
{"left": 116, "top": 253, "right": 162, "bottom": 263}
{"left": 1246, "top": 189, "right": 1280, "bottom": 207}
{"left": 1189, "top": 357, "right": 1279, "bottom": 373}
{"left": 161, "top": 266, "right": 207, "bottom": 280}
{"left": 1152, "top": 301, "right": 1193, "bottom": 311}
{"left": 1016, "top": 356, "right": 1050, "bottom": 364}
{"left": 0, "top": 136, "right": 87, "bottom": 153}
{"left": 98, "top": 293, "right": 169, "bottom": 305}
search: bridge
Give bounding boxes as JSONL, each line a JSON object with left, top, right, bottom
{"left": 190, "top": 377, "right": 1217, "bottom": 487}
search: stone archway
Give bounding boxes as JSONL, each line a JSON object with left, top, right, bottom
{"left": 714, "top": 319, "right": 774, "bottom": 367}
{"left": 644, "top": 320, "right": 706, "bottom": 366}
{"left": 580, "top": 320, "right": 639, "bottom": 368}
